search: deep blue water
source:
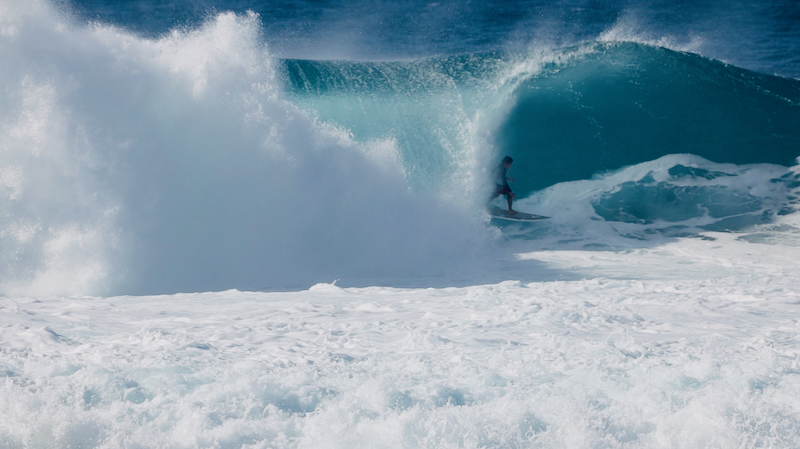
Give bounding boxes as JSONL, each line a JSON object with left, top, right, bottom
{"left": 68, "top": 0, "right": 800, "bottom": 78}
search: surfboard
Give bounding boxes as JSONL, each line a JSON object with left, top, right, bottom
{"left": 488, "top": 206, "right": 550, "bottom": 222}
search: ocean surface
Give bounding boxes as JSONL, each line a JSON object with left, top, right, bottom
{"left": 1, "top": 0, "right": 800, "bottom": 447}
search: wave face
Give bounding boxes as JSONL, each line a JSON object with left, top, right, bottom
{"left": 282, "top": 54, "right": 517, "bottom": 195}
{"left": 281, "top": 44, "right": 800, "bottom": 246}
{"left": 1, "top": 0, "right": 799, "bottom": 296}
{"left": 497, "top": 43, "right": 800, "bottom": 197}
{"left": 282, "top": 44, "right": 800, "bottom": 199}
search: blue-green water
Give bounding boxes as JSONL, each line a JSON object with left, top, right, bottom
{"left": 282, "top": 43, "right": 800, "bottom": 196}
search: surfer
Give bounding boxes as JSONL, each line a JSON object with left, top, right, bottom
{"left": 489, "top": 155, "right": 516, "bottom": 214}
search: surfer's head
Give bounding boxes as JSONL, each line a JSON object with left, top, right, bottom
{"left": 502, "top": 156, "right": 513, "bottom": 167}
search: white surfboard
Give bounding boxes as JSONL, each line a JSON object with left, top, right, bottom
{"left": 488, "top": 206, "right": 550, "bottom": 222}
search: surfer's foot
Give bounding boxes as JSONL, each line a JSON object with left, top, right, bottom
{"left": 508, "top": 210, "right": 517, "bottom": 215}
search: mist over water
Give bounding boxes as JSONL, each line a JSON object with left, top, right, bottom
{"left": 0, "top": 0, "right": 490, "bottom": 296}
{"left": 67, "top": 0, "right": 800, "bottom": 78}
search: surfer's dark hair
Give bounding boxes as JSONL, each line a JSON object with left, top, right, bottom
{"left": 502, "top": 156, "right": 513, "bottom": 164}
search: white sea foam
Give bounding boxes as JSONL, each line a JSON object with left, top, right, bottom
{"left": 0, "top": 0, "right": 488, "bottom": 296}
{"left": 1, "top": 231, "right": 800, "bottom": 448}
{"left": 495, "top": 154, "right": 799, "bottom": 251}
{"left": 598, "top": 17, "right": 705, "bottom": 54}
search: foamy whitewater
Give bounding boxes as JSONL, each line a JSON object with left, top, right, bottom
{"left": 1, "top": 0, "right": 800, "bottom": 447}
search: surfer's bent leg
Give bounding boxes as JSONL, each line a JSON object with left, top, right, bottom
{"left": 506, "top": 191, "right": 516, "bottom": 214}
{"left": 491, "top": 185, "right": 516, "bottom": 214}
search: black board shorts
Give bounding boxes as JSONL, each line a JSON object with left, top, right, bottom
{"left": 494, "top": 184, "right": 513, "bottom": 196}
